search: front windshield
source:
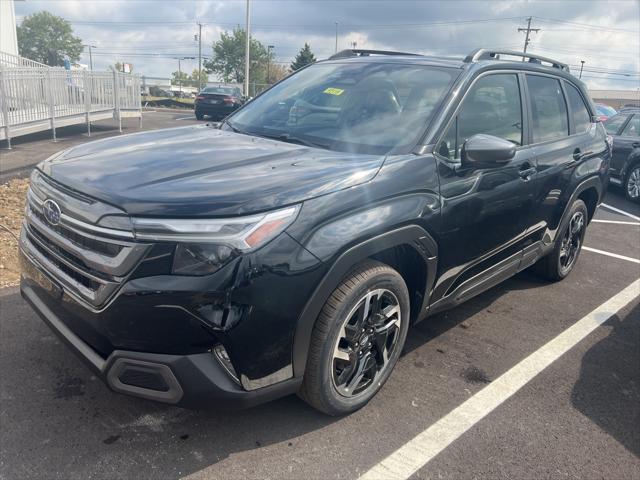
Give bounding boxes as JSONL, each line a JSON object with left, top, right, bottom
{"left": 225, "top": 62, "right": 458, "bottom": 155}
{"left": 604, "top": 114, "right": 629, "bottom": 134}
{"left": 596, "top": 104, "right": 616, "bottom": 117}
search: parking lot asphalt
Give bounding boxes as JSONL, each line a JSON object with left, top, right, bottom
{"left": 0, "top": 123, "right": 639, "bottom": 479}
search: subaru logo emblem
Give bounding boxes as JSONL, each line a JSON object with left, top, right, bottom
{"left": 43, "top": 199, "right": 62, "bottom": 226}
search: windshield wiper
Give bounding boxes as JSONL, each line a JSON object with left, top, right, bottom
{"left": 223, "top": 119, "right": 247, "bottom": 135}
{"left": 259, "top": 132, "right": 331, "bottom": 150}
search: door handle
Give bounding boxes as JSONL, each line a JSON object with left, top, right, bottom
{"left": 632, "top": 142, "right": 640, "bottom": 148}
{"left": 572, "top": 148, "right": 582, "bottom": 161}
{"left": 573, "top": 148, "right": 593, "bottom": 161}
{"left": 518, "top": 163, "right": 536, "bottom": 181}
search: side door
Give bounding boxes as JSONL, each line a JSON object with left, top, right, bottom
{"left": 432, "top": 72, "right": 538, "bottom": 301}
{"left": 603, "top": 114, "right": 632, "bottom": 178}
{"left": 613, "top": 114, "right": 640, "bottom": 182}
{"left": 525, "top": 74, "right": 587, "bottom": 242}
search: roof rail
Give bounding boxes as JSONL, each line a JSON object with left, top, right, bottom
{"left": 464, "top": 48, "right": 570, "bottom": 73}
{"left": 328, "top": 49, "right": 423, "bottom": 60}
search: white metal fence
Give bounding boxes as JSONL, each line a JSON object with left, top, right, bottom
{"left": 0, "top": 51, "right": 48, "bottom": 69}
{"left": 0, "top": 64, "right": 142, "bottom": 147}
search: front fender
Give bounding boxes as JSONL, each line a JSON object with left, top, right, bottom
{"left": 290, "top": 224, "right": 438, "bottom": 377}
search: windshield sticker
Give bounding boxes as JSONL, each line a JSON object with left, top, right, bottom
{"left": 323, "top": 87, "right": 345, "bottom": 96}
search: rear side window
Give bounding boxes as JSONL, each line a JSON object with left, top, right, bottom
{"left": 565, "top": 83, "right": 592, "bottom": 133}
{"left": 621, "top": 115, "right": 640, "bottom": 137}
{"left": 526, "top": 75, "right": 569, "bottom": 143}
{"left": 437, "top": 74, "right": 522, "bottom": 160}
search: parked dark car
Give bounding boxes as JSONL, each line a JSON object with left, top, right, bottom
{"left": 20, "top": 49, "right": 609, "bottom": 415}
{"left": 195, "top": 86, "right": 244, "bottom": 120}
{"left": 594, "top": 103, "right": 617, "bottom": 122}
{"left": 604, "top": 109, "right": 640, "bottom": 201}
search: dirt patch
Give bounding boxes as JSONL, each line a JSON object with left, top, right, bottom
{"left": 0, "top": 178, "right": 29, "bottom": 288}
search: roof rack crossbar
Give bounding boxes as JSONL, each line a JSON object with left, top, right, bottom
{"left": 328, "top": 49, "right": 423, "bottom": 60}
{"left": 464, "top": 49, "right": 570, "bottom": 73}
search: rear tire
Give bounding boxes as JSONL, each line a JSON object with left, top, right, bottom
{"left": 623, "top": 164, "right": 640, "bottom": 203}
{"left": 299, "top": 260, "right": 410, "bottom": 416}
{"left": 533, "top": 199, "right": 588, "bottom": 281}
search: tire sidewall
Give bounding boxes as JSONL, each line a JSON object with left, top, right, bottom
{"left": 316, "top": 270, "right": 410, "bottom": 414}
{"left": 556, "top": 199, "right": 588, "bottom": 278}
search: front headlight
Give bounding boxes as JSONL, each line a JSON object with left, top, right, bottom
{"left": 132, "top": 206, "right": 300, "bottom": 276}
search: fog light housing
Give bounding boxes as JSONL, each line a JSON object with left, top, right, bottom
{"left": 213, "top": 344, "right": 239, "bottom": 384}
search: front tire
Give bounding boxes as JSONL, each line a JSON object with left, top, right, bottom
{"left": 195, "top": 111, "right": 204, "bottom": 120}
{"left": 624, "top": 164, "right": 640, "bottom": 203}
{"left": 299, "top": 260, "right": 410, "bottom": 416}
{"left": 534, "top": 199, "right": 588, "bottom": 281}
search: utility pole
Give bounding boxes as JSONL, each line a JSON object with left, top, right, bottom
{"left": 518, "top": 17, "right": 540, "bottom": 55}
{"left": 244, "top": 0, "right": 251, "bottom": 97}
{"left": 579, "top": 60, "right": 585, "bottom": 79}
{"left": 267, "top": 45, "right": 274, "bottom": 84}
{"left": 174, "top": 57, "right": 195, "bottom": 96}
{"left": 335, "top": 22, "right": 338, "bottom": 53}
{"left": 197, "top": 23, "right": 203, "bottom": 91}
{"left": 83, "top": 44, "right": 96, "bottom": 71}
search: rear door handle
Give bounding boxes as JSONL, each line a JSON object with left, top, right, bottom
{"left": 518, "top": 163, "right": 537, "bottom": 181}
{"left": 573, "top": 148, "right": 593, "bottom": 161}
{"left": 632, "top": 142, "right": 640, "bottom": 148}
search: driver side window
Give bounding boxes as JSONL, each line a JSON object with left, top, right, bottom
{"left": 438, "top": 74, "right": 523, "bottom": 160}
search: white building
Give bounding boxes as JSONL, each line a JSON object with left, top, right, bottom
{"left": 0, "top": 0, "right": 19, "bottom": 55}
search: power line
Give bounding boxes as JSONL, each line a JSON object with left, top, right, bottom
{"left": 533, "top": 16, "right": 638, "bottom": 34}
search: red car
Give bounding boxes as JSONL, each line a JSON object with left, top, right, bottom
{"left": 595, "top": 103, "right": 617, "bottom": 122}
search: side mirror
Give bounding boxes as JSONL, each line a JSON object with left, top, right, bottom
{"left": 461, "top": 134, "right": 516, "bottom": 168}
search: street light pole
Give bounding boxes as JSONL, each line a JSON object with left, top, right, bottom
{"left": 197, "top": 22, "right": 203, "bottom": 91}
{"left": 83, "top": 44, "right": 96, "bottom": 71}
{"left": 267, "top": 45, "right": 274, "bottom": 84}
{"left": 335, "top": 22, "right": 338, "bottom": 53}
{"left": 244, "top": 0, "right": 251, "bottom": 97}
{"left": 579, "top": 60, "right": 585, "bottom": 79}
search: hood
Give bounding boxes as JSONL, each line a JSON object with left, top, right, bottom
{"left": 39, "top": 125, "right": 385, "bottom": 217}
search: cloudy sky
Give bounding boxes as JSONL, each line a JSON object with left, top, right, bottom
{"left": 14, "top": 0, "right": 640, "bottom": 90}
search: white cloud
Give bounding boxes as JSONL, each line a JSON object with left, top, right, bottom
{"left": 14, "top": 0, "right": 639, "bottom": 90}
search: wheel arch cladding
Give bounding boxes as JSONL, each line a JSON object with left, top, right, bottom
{"left": 291, "top": 225, "right": 438, "bottom": 377}
{"left": 577, "top": 186, "right": 599, "bottom": 221}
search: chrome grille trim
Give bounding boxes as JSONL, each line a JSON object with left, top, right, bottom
{"left": 21, "top": 180, "right": 150, "bottom": 308}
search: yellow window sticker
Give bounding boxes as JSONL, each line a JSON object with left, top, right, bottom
{"left": 323, "top": 87, "right": 344, "bottom": 96}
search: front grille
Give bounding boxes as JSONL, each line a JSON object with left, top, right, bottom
{"left": 21, "top": 174, "right": 150, "bottom": 308}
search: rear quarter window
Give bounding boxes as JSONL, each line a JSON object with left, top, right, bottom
{"left": 565, "top": 83, "right": 592, "bottom": 133}
{"left": 526, "top": 75, "right": 569, "bottom": 143}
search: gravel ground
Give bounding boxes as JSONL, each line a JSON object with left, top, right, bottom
{"left": 0, "top": 178, "right": 28, "bottom": 287}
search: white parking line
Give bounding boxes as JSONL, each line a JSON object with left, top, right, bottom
{"left": 583, "top": 246, "right": 640, "bottom": 264}
{"left": 592, "top": 219, "right": 640, "bottom": 226}
{"left": 175, "top": 115, "right": 195, "bottom": 121}
{"left": 359, "top": 279, "right": 640, "bottom": 480}
{"left": 600, "top": 203, "right": 640, "bottom": 222}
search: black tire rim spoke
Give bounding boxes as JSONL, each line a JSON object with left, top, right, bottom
{"left": 560, "top": 211, "right": 585, "bottom": 271}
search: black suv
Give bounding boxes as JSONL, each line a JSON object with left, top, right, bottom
{"left": 603, "top": 108, "right": 640, "bottom": 202}
{"left": 20, "top": 49, "right": 609, "bottom": 415}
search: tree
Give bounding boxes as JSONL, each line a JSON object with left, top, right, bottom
{"left": 204, "top": 27, "right": 273, "bottom": 85}
{"left": 268, "top": 63, "right": 290, "bottom": 83}
{"left": 189, "top": 69, "right": 209, "bottom": 88}
{"left": 290, "top": 43, "right": 316, "bottom": 71}
{"left": 110, "top": 62, "right": 134, "bottom": 73}
{"left": 17, "top": 11, "right": 83, "bottom": 67}
{"left": 171, "top": 70, "right": 189, "bottom": 86}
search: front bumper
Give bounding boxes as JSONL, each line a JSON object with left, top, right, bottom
{"left": 21, "top": 280, "right": 301, "bottom": 408}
